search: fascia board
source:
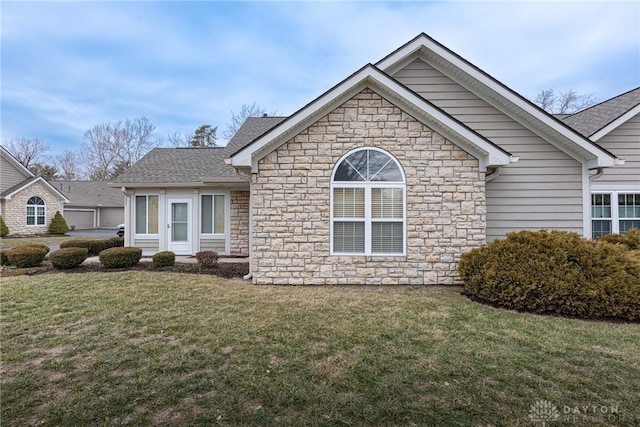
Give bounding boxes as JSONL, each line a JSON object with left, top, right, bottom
{"left": 1, "top": 146, "right": 35, "bottom": 179}
{"left": 377, "top": 34, "right": 616, "bottom": 167}
{"left": 590, "top": 104, "right": 640, "bottom": 141}
{"left": 5, "top": 177, "right": 70, "bottom": 203}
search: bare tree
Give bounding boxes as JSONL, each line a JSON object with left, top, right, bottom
{"left": 530, "top": 89, "right": 598, "bottom": 114}
{"left": 80, "top": 117, "right": 160, "bottom": 180}
{"left": 223, "top": 103, "right": 277, "bottom": 140}
{"left": 55, "top": 150, "right": 82, "bottom": 180}
{"left": 3, "top": 137, "right": 50, "bottom": 169}
{"left": 167, "top": 131, "right": 193, "bottom": 147}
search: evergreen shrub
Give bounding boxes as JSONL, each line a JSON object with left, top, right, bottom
{"left": 49, "top": 247, "right": 89, "bottom": 270}
{"left": 152, "top": 251, "right": 175, "bottom": 268}
{"left": 459, "top": 230, "right": 640, "bottom": 321}
{"left": 6, "top": 246, "right": 48, "bottom": 268}
{"left": 0, "top": 216, "right": 8, "bottom": 237}
{"left": 48, "top": 211, "right": 69, "bottom": 234}
{"left": 99, "top": 247, "right": 142, "bottom": 269}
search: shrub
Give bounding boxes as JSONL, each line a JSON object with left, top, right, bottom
{"left": 6, "top": 246, "right": 48, "bottom": 268}
{"left": 0, "top": 216, "right": 8, "bottom": 237}
{"left": 598, "top": 228, "right": 640, "bottom": 250}
{"left": 48, "top": 211, "right": 69, "bottom": 235}
{"left": 21, "top": 244, "right": 50, "bottom": 254}
{"left": 153, "top": 251, "right": 175, "bottom": 268}
{"left": 99, "top": 247, "right": 142, "bottom": 269}
{"left": 60, "top": 239, "right": 93, "bottom": 252}
{"left": 108, "top": 237, "right": 125, "bottom": 248}
{"left": 195, "top": 251, "right": 218, "bottom": 268}
{"left": 0, "top": 251, "right": 9, "bottom": 266}
{"left": 49, "top": 247, "right": 89, "bottom": 270}
{"left": 59, "top": 238, "right": 123, "bottom": 256}
{"left": 459, "top": 230, "right": 640, "bottom": 321}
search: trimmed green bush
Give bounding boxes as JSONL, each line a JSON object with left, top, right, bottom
{"left": 0, "top": 216, "right": 8, "bottom": 237}
{"left": 598, "top": 228, "right": 640, "bottom": 250}
{"left": 6, "top": 246, "right": 48, "bottom": 268}
{"left": 21, "top": 244, "right": 50, "bottom": 254}
{"left": 60, "top": 238, "right": 123, "bottom": 256}
{"left": 49, "top": 247, "right": 89, "bottom": 270}
{"left": 49, "top": 211, "right": 69, "bottom": 235}
{"left": 108, "top": 237, "right": 125, "bottom": 248}
{"left": 195, "top": 251, "right": 218, "bottom": 268}
{"left": 459, "top": 230, "right": 640, "bottom": 321}
{"left": 153, "top": 251, "right": 175, "bottom": 268}
{"left": 99, "top": 247, "right": 142, "bottom": 269}
{"left": 60, "top": 239, "right": 93, "bottom": 251}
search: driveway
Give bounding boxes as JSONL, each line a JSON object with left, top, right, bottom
{"left": 48, "top": 228, "right": 119, "bottom": 251}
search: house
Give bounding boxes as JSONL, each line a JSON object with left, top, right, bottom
{"left": 113, "top": 34, "right": 638, "bottom": 285}
{"left": 51, "top": 181, "right": 125, "bottom": 230}
{"left": 560, "top": 88, "right": 640, "bottom": 238}
{"left": 1, "top": 145, "right": 70, "bottom": 236}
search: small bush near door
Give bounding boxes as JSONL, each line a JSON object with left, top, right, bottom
{"left": 195, "top": 251, "right": 219, "bottom": 268}
{"left": 153, "top": 251, "right": 175, "bottom": 268}
{"left": 99, "top": 247, "right": 142, "bottom": 269}
{"left": 5, "top": 245, "right": 49, "bottom": 268}
{"left": 459, "top": 230, "right": 640, "bottom": 321}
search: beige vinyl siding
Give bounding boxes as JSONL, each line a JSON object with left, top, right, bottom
{"left": 133, "top": 239, "right": 159, "bottom": 256}
{"left": 594, "top": 114, "right": 640, "bottom": 186}
{"left": 1, "top": 156, "right": 29, "bottom": 190}
{"left": 393, "top": 59, "right": 584, "bottom": 241}
{"left": 200, "top": 238, "right": 226, "bottom": 253}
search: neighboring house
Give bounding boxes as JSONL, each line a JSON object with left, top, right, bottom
{"left": 114, "top": 34, "right": 638, "bottom": 285}
{"left": 1, "top": 145, "right": 70, "bottom": 236}
{"left": 561, "top": 88, "right": 640, "bottom": 238}
{"left": 51, "top": 181, "right": 125, "bottom": 229}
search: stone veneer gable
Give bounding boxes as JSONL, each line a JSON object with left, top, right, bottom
{"left": 251, "top": 89, "right": 486, "bottom": 285}
{"left": 1, "top": 181, "right": 65, "bottom": 236}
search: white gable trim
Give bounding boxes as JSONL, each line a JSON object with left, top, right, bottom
{"left": 590, "top": 105, "right": 640, "bottom": 141}
{"left": 3, "top": 177, "right": 70, "bottom": 203}
{"left": 376, "top": 34, "right": 617, "bottom": 169}
{"left": 230, "top": 65, "right": 512, "bottom": 173}
{"left": 1, "top": 145, "right": 35, "bottom": 179}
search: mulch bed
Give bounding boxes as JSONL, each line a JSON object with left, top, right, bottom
{"left": 1, "top": 261, "right": 249, "bottom": 279}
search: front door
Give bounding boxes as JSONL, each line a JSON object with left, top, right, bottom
{"left": 167, "top": 199, "right": 191, "bottom": 255}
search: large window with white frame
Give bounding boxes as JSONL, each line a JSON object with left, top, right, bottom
{"left": 591, "top": 192, "right": 640, "bottom": 239}
{"left": 26, "top": 196, "right": 46, "bottom": 226}
{"left": 135, "top": 195, "right": 158, "bottom": 235}
{"left": 201, "top": 194, "right": 226, "bottom": 235}
{"left": 331, "top": 148, "right": 405, "bottom": 256}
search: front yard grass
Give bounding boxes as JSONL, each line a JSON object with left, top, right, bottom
{"left": 2, "top": 272, "right": 639, "bottom": 426}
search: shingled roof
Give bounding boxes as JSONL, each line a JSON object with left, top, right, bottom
{"left": 111, "top": 116, "right": 286, "bottom": 185}
{"left": 562, "top": 87, "right": 640, "bottom": 137}
{"left": 51, "top": 181, "right": 124, "bottom": 207}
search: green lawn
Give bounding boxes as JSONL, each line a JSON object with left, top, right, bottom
{"left": 1, "top": 272, "right": 639, "bottom": 426}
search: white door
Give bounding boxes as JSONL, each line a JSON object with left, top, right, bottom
{"left": 167, "top": 199, "right": 192, "bottom": 255}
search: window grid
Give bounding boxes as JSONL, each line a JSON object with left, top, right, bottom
{"left": 26, "top": 196, "right": 45, "bottom": 226}
{"left": 331, "top": 148, "right": 405, "bottom": 256}
{"left": 591, "top": 192, "right": 640, "bottom": 238}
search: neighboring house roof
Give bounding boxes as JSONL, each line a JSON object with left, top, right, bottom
{"left": 111, "top": 117, "right": 285, "bottom": 187}
{"left": 562, "top": 87, "right": 640, "bottom": 140}
{"left": 375, "top": 33, "right": 618, "bottom": 169}
{"left": 229, "top": 64, "right": 514, "bottom": 172}
{"left": 51, "top": 181, "right": 124, "bottom": 207}
{"left": 0, "top": 146, "right": 70, "bottom": 202}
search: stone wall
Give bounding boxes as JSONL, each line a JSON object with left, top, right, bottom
{"left": 251, "top": 89, "right": 486, "bottom": 285}
{"left": 229, "top": 190, "right": 250, "bottom": 256}
{"left": 1, "top": 181, "right": 65, "bottom": 236}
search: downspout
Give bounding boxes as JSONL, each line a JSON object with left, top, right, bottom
{"left": 589, "top": 167, "right": 605, "bottom": 180}
{"left": 485, "top": 166, "right": 501, "bottom": 182}
{"left": 243, "top": 175, "right": 253, "bottom": 281}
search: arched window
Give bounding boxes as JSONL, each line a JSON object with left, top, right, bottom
{"left": 331, "top": 148, "right": 406, "bottom": 255}
{"left": 26, "top": 196, "right": 46, "bottom": 226}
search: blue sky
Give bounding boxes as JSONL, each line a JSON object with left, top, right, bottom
{"left": 2, "top": 1, "right": 639, "bottom": 157}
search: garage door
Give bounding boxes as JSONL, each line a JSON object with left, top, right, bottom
{"left": 63, "top": 210, "right": 95, "bottom": 230}
{"left": 99, "top": 207, "right": 124, "bottom": 228}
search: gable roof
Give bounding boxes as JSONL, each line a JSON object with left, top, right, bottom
{"left": 375, "top": 33, "right": 618, "bottom": 169}
{"left": 0, "top": 146, "right": 70, "bottom": 202}
{"left": 111, "top": 117, "right": 285, "bottom": 187}
{"left": 1, "top": 176, "right": 70, "bottom": 202}
{"left": 229, "top": 64, "right": 514, "bottom": 173}
{"left": 51, "top": 181, "right": 124, "bottom": 207}
{"left": 561, "top": 87, "right": 640, "bottom": 140}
